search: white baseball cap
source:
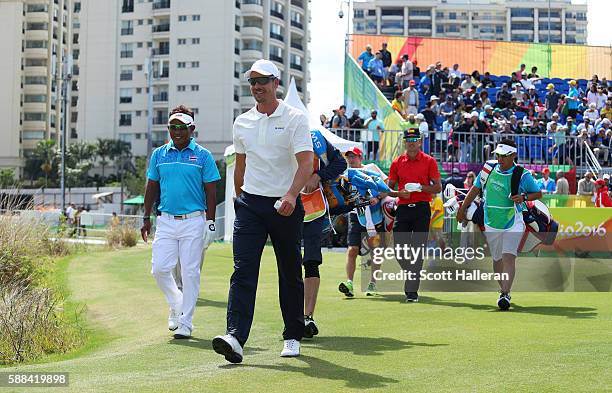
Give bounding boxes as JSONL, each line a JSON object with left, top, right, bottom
{"left": 493, "top": 143, "right": 517, "bottom": 156}
{"left": 168, "top": 112, "right": 194, "bottom": 126}
{"left": 244, "top": 59, "right": 281, "bottom": 80}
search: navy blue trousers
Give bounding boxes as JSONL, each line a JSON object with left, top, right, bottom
{"left": 227, "top": 191, "right": 305, "bottom": 346}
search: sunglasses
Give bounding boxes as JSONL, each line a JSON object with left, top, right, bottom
{"left": 168, "top": 124, "right": 190, "bottom": 130}
{"left": 495, "top": 153, "right": 514, "bottom": 158}
{"left": 248, "top": 76, "right": 276, "bottom": 86}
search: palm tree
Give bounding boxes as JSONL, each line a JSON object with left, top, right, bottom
{"left": 67, "top": 141, "right": 97, "bottom": 186}
{"left": 34, "top": 140, "right": 58, "bottom": 188}
{"left": 96, "top": 138, "right": 114, "bottom": 179}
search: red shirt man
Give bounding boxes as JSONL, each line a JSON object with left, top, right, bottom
{"left": 386, "top": 127, "right": 442, "bottom": 302}
{"left": 595, "top": 179, "right": 612, "bottom": 207}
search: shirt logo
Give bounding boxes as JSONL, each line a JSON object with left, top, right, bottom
{"left": 189, "top": 156, "right": 198, "bottom": 161}
{"left": 274, "top": 126, "right": 285, "bottom": 132}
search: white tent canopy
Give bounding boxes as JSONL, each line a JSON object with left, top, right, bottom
{"left": 223, "top": 78, "right": 360, "bottom": 241}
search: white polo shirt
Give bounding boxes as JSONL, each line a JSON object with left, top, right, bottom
{"left": 233, "top": 99, "right": 313, "bottom": 197}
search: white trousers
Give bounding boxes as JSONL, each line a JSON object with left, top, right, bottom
{"left": 151, "top": 214, "right": 205, "bottom": 330}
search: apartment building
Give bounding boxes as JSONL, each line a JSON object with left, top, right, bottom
{"left": 353, "top": 0, "right": 587, "bottom": 44}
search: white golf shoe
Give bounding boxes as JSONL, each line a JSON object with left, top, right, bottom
{"left": 280, "top": 339, "right": 300, "bottom": 357}
{"left": 212, "top": 334, "right": 243, "bottom": 364}
{"left": 173, "top": 325, "right": 192, "bottom": 339}
{"left": 168, "top": 309, "right": 180, "bottom": 331}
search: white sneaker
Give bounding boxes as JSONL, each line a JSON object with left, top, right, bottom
{"left": 173, "top": 325, "right": 192, "bottom": 339}
{"left": 168, "top": 309, "right": 180, "bottom": 331}
{"left": 280, "top": 339, "right": 300, "bottom": 357}
{"left": 212, "top": 334, "right": 243, "bottom": 364}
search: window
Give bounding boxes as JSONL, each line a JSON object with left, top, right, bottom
{"left": 22, "top": 131, "right": 45, "bottom": 140}
{"left": 192, "top": 14, "right": 200, "bottom": 21}
{"left": 136, "top": 64, "right": 143, "bottom": 71}
{"left": 242, "top": 39, "right": 263, "bottom": 51}
{"left": 381, "top": 20, "right": 403, "bottom": 30}
{"left": 290, "top": 54, "right": 302, "bottom": 71}
{"left": 136, "top": 110, "right": 142, "bottom": 116}
{"left": 367, "top": 9, "right": 376, "bottom": 16}
{"left": 27, "top": 4, "right": 48, "bottom": 12}
{"left": 178, "top": 38, "right": 187, "bottom": 45}
{"left": 25, "top": 40, "right": 48, "bottom": 49}
{"left": 409, "top": 9, "right": 431, "bottom": 17}
{"left": 270, "top": 45, "right": 283, "bottom": 62}
{"left": 192, "top": 38, "right": 200, "bottom": 44}
{"left": 270, "top": 23, "right": 284, "bottom": 41}
{"left": 26, "top": 22, "right": 48, "bottom": 30}
{"left": 355, "top": 22, "right": 365, "bottom": 32}
{"left": 120, "top": 43, "right": 133, "bottom": 58}
{"left": 511, "top": 9, "right": 533, "bottom": 18}
{"left": 121, "top": 20, "right": 134, "bottom": 35}
{"left": 25, "top": 58, "right": 47, "bottom": 67}
{"left": 496, "top": 25, "right": 504, "bottom": 34}
{"left": 177, "top": 62, "right": 186, "bottom": 68}
{"left": 24, "top": 112, "right": 47, "bottom": 121}
{"left": 191, "top": 85, "right": 199, "bottom": 91}
{"left": 177, "top": 85, "right": 186, "bottom": 92}
{"left": 449, "top": 12, "right": 456, "bottom": 19}
{"left": 24, "top": 76, "right": 47, "bottom": 85}
{"left": 120, "top": 88, "right": 132, "bottom": 103}
{"left": 24, "top": 95, "right": 47, "bottom": 103}
{"left": 511, "top": 23, "right": 533, "bottom": 31}
{"left": 381, "top": 8, "right": 403, "bottom": 16}
{"left": 119, "top": 112, "right": 132, "bottom": 126}
{"left": 179, "top": 15, "right": 187, "bottom": 22}
{"left": 120, "top": 66, "right": 133, "bottom": 81}
{"left": 410, "top": 22, "right": 431, "bottom": 30}
{"left": 122, "top": 0, "right": 134, "bottom": 13}
{"left": 354, "top": 9, "right": 364, "bottom": 18}
{"left": 191, "top": 61, "right": 199, "bottom": 68}
{"left": 138, "top": 19, "right": 144, "bottom": 25}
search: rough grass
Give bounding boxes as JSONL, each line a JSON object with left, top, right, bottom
{"left": 0, "top": 194, "right": 84, "bottom": 365}
{"left": 3, "top": 244, "right": 612, "bottom": 392}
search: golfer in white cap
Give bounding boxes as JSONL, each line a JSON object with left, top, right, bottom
{"left": 141, "top": 105, "right": 221, "bottom": 339}
{"left": 457, "top": 139, "right": 541, "bottom": 310}
{"left": 213, "top": 59, "right": 313, "bottom": 363}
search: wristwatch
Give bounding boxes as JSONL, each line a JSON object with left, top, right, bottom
{"left": 521, "top": 192, "right": 528, "bottom": 202}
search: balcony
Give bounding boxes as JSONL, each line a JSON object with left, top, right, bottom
{"left": 270, "top": 10, "right": 284, "bottom": 20}
{"left": 152, "top": 47, "right": 169, "bottom": 55}
{"left": 120, "top": 50, "right": 133, "bottom": 58}
{"left": 242, "top": 26, "right": 263, "bottom": 37}
{"left": 242, "top": 1, "right": 263, "bottom": 17}
{"left": 291, "top": 41, "right": 303, "bottom": 51}
{"left": 290, "top": 20, "right": 303, "bottom": 29}
{"left": 290, "top": 63, "right": 302, "bottom": 71}
{"left": 120, "top": 72, "right": 133, "bottom": 81}
{"left": 119, "top": 119, "right": 132, "bottom": 126}
{"left": 121, "top": 28, "right": 134, "bottom": 35}
{"left": 152, "top": 24, "right": 170, "bottom": 33}
{"left": 241, "top": 48, "right": 263, "bottom": 60}
{"left": 153, "top": 117, "right": 166, "bottom": 125}
{"left": 152, "top": 0, "right": 170, "bottom": 10}
{"left": 291, "top": 0, "right": 303, "bottom": 9}
{"left": 120, "top": 97, "right": 132, "bottom": 104}
{"left": 270, "top": 54, "right": 283, "bottom": 63}
{"left": 270, "top": 32, "right": 284, "bottom": 42}
{"left": 153, "top": 92, "right": 168, "bottom": 102}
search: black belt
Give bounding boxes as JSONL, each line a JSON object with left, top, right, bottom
{"left": 399, "top": 202, "right": 429, "bottom": 208}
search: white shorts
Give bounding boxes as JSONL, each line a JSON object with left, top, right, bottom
{"left": 484, "top": 218, "right": 525, "bottom": 262}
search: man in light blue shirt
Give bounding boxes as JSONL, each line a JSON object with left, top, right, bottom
{"left": 363, "top": 110, "right": 384, "bottom": 160}
{"left": 141, "top": 106, "right": 220, "bottom": 339}
{"left": 357, "top": 44, "right": 374, "bottom": 73}
{"left": 368, "top": 52, "right": 385, "bottom": 85}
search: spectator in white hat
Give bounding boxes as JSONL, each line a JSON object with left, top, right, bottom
{"left": 584, "top": 102, "right": 599, "bottom": 123}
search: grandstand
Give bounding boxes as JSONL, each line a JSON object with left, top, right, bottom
{"left": 333, "top": 35, "right": 612, "bottom": 185}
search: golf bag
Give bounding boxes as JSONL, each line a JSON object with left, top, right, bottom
{"left": 444, "top": 162, "right": 559, "bottom": 252}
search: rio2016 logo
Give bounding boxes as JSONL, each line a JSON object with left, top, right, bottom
{"left": 558, "top": 221, "right": 607, "bottom": 237}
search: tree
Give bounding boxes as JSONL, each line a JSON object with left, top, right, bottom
{"left": 124, "top": 157, "right": 147, "bottom": 197}
{"left": 28, "top": 140, "right": 59, "bottom": 188}
{"left": 67, "top": 141, "right": 97, "bottom": 186}
{"left": 96, "top": 138, "right": 114, "bottom": 179}
{"left": 0, "top": 169, "right": 16, "bottom": 188}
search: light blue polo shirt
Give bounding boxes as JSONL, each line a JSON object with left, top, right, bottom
{"left": 147, "top": 138, "right": 221, "bottom": 215}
